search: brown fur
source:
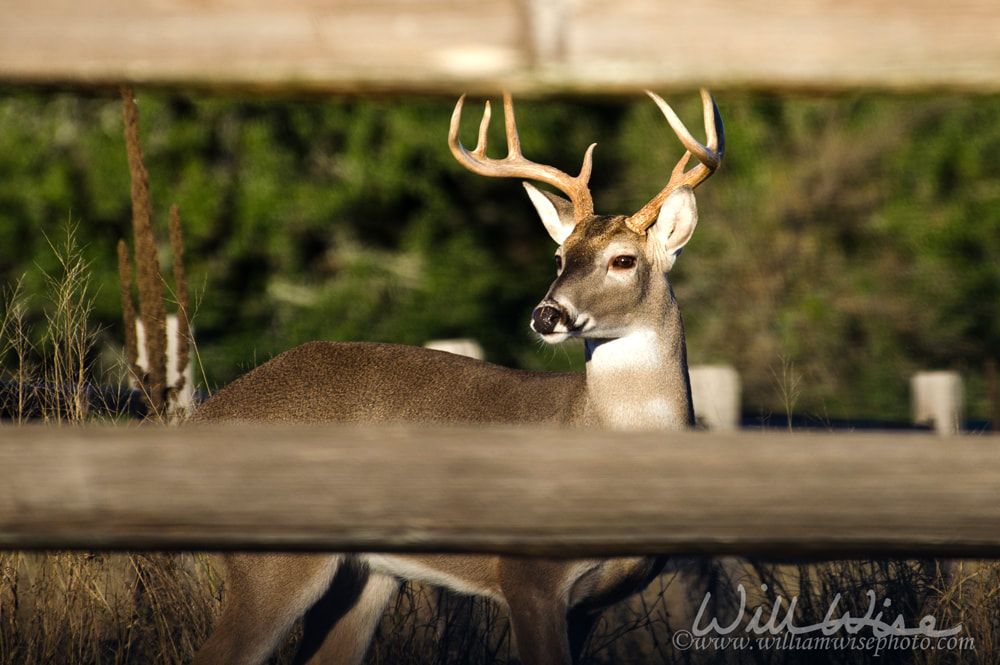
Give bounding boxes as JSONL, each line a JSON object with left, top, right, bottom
{"left": 191, "top": 342, "right": 585, "bottom": 426}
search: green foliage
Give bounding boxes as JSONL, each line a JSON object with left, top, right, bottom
{"left": 0, "top": 87, "right": 997, "bottom": 421}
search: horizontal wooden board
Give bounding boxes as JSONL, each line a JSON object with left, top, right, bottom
{"left": 1, "top": 424, "right": 998, "bottom": 557}
{"left": 1, "top": 0, "right": 999, "bottom": 93}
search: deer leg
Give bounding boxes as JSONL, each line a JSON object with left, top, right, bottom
{"left": 190, "top": 553, "right": 341, "bottom": 665}
{"left": 293, "top": 556, "right": 370, "bottom": 663}
{"left": 294, "top": 565, "right": 400, "bottom": 665}
{"left": 506, "top": 594, "right": 573, "bottom": 665}
{"left": 499, "top": 560, "right": 573, "bottom": 665}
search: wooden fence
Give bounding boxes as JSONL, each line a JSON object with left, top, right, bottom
{"left": 1, "top": 1, "right": 999, "bottom": 560}
{"left": 1, "top": 0, "right": 1000, "bottom": 93}
{"left": 1, "top": 424, "right": 998, "bottom": 558}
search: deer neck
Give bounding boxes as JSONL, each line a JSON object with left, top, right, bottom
{"left": 582, "top": 284, "right": 693, "bottom": 432}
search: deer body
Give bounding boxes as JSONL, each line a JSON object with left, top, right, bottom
{"left": 192, "top": 341, "right": 587, "bottom": 426}
{"left": 189, "top": 90, "right": 723, "bottom": 665}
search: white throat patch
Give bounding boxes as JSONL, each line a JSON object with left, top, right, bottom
{"left": 585, "top": 330, "right": 661, "bottom": 370}
{"left": 584, "top": 330, "right": 688, "bottom": 431}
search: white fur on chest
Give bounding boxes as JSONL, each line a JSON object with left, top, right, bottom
{"left": 585, "top": 331, "right": 687, "bottom": 431}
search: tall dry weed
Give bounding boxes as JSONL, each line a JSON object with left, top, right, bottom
{"left": 39, "top": 223, "right": 98, "bottom": 423}
{"left": 0, "top": 278, "right": 35, "bottom": 424}
{"left": 0, "top": 221, "right": 108, "bottom": 422}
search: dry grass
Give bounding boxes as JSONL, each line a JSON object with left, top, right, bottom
{"left": 0, "top": 223, "right": 103, "bottom": 423}
{"left": 0, "top": 552, "right": 223, "bottom": 665}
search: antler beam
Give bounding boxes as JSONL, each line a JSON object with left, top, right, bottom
{"left": 449, "top": 93, "right": 597, "bottom": 223}
{"left": 625, "top": 89, "right": 725, "bottom": 235}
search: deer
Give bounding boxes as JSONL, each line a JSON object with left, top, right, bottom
{"left": 188, "top": 88, "right": 724, "bottom": 665}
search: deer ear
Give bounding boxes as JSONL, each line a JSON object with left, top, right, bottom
{"left": 647, "top": 185, "right": 698, "bottom": 257}
{"left": 524, "top": 182, "right": 576, "bottom": 244}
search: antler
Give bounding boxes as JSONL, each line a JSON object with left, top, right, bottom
{"left": 449, "top": 92, "right": 597, "bottom": 223}
{"left": 624, "top": 89, "right": 725, "bottom": 235}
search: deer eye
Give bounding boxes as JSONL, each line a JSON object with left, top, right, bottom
{"left": 610, "top": 255, "right": 636, "bottom": 270}
{"left": 555, "top": 255, "right": 563, "bottom": 272}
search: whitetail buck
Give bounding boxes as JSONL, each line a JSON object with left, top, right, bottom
{"left": 189, "top": 89, "right": 724, "bottom": 665}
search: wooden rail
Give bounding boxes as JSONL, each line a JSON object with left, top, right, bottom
{"left": 1, "top": 424, "right": 998, "bottom": 557}
{"left": 2, "top": 0, "right": 1000, "bottom": 93}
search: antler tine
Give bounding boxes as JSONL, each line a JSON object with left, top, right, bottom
{"left": 502, "top": 92, "right": 522, "bottom": 161}
{"left": 625, "top": 89, "right": 725, "bottom": 235}
{"left": 475, "top": 99, "right": 492, "bottom": 158}
{"left": 449, "top": 92, "right": 596, "bottom": 223}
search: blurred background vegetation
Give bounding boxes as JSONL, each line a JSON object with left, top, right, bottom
{"left": 0, "top": 87, "right": 997, "bottom": 423}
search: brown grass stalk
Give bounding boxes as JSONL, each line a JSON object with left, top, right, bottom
{"left": 121, "top": 85, "right": 167, "bottom": 419}
{"left": 117, "top": 239, "right": 140, "bottom": 387}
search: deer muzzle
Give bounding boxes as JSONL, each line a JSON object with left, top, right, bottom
{"left": 531, "top": 301, "right": 564, "bottom": 335}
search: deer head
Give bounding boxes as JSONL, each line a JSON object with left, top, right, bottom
{"left": 449, "top": 90, "right": 725, "bottom": 343}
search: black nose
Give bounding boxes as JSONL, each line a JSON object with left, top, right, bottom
{"left": 531, "top": 305, "right": 562, "bottom": 334}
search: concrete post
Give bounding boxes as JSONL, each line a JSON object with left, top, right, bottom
{"left": 911, "top": 371, "right": 963, "bottom": 435}
{"left": 423, "top": 339, "right": 485, "bottom": 361}
{"left": 690, "top": 364, "right": 741, "bottom": 431}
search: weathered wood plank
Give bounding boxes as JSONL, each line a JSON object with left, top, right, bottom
{"left": 0, "top": 0, "right": 999, "bottom": 93}
{"left": 1, "top": 425, "right": 998, "bottom": 557}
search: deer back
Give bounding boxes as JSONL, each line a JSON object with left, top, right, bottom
{"left": 190, "top": 341, "right": 586, "bottom": 426}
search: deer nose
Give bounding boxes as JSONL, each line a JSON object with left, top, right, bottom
{"left": 531, "top": 304, "right": 563, "bottom": 334}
